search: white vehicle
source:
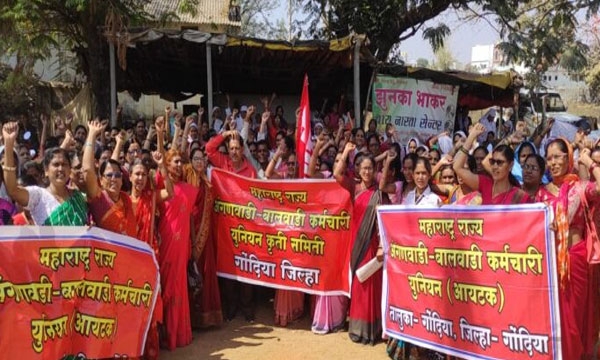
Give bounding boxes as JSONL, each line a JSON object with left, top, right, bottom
{"left": 518, "top": 88, "right": 583, "bottom": 141}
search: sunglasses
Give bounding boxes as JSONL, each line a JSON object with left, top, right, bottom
{"left": 489, "top": 159, "right": 506, "bottom": 166}
{"left": 128, "top": 149, "right": 141, "bottom": 154}
{"left": 104, "top": 172, "right": 123, "bottom": 179}
{"left": 287, "top": 161, "right": 297, "bottom": 166}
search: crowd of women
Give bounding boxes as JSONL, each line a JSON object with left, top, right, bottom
{"left": 1, "top": 96, "right": 598, "bottom": 359}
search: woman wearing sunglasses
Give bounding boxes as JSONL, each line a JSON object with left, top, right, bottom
{"left": 453, "top": 123, "right": 531, "bottom": 205}
{"left": 84, "top": 120, "right": 165, "bottom": 237}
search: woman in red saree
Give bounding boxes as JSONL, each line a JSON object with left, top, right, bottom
{"left": 82, "top": 120, "right": 137, "bottom": 237}
{"left": 184, "top": 147, "right": 223, "bottom": 328}
{"left": 130, "top": 154, "right": 173, "bottom": 359}
{"left": 453, "top": 123, "right": 530, "bottom": 205}
{"left": 158, "top": 148, "right": 199, "bottom": 350}
{"left": 334, "top": 142, "right": 386, "bottom": 344}
{"left": 535, "top": 138, "right": 600, "bottom": 359}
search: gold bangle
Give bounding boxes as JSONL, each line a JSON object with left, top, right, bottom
{"left": 2, "top": 166, "right": 16, "bottom": 172}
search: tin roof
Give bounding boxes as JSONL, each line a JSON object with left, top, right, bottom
{"left": 145, "top": 0, "right": 241, "bottom": 28}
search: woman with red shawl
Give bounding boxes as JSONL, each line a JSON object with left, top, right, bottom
{"left": 535, "top": 138, "right": 600, "bottom": 359}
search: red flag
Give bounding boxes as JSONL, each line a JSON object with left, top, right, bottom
{"left": 296, "top": 74, "right": 313, "bottom": 178}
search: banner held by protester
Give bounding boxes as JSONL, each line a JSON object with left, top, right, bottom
{"left": 0, "top": 226, "right": 160, "bottom": 359}
{"left": 212, "top": 168, "right": 352, "bottom": 296}
{"left": 378, "top": 204, "right": 561, "bottom": 360}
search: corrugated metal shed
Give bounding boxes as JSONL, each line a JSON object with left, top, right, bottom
{"left": 145, "top": 0, "right": 241, "bottom": 28}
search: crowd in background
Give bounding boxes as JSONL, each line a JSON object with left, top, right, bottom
{"left": 0, "top": 92, "right": 598, "bottom": 360}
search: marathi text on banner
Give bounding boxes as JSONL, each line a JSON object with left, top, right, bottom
{"left": 212, "top": 169, "right": 353, "bottom": 295}
{"left": 378, "top": 204, "right": 561, "bottom": 360}
{"left": 372, "top": 76, "right": 458, "bottom": 145}
{"left": 0, "top": 226, "right": 159, "bottom": 359}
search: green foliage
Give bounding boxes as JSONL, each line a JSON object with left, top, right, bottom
{"left": 240, "top": 0, "right": 287, "bottom": 39}
{"left": 0, "top": 64, "right": 39, "bottom": 118}
{"left": 422, "top": 24, "right": 450, "bottom": 53}
{"left": 431, "top": 44, "right": 456, "bottom": 71}
{"left": 295, "top": 0, "right": 600, "bottom": 70}
{"left": 416, "top": 58, "right": 430, "bottom": 68}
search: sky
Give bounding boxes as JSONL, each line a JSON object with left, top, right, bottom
{"left": 270, "top": 3, "right": 501, "bottom": 65}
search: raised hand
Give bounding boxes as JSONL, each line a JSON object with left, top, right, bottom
{"left": 146, "top": 126, "right": 156, "bottom": 140}
{"left": 275, "top": 143, "right": 285, "bottom": 157}
{"left": 152, "top": 151, "right": 164, "bottom": 166}
{"left": 470, "top": 123, "right": 486, "bottom": 138}
{"left": 260, "top": 96, "right": 269, "bottom": 108}
{"left": 87, "top": 119, "right": 105, "bottom": 136}
{"left": 40, "top": 114, "right": 48, "bottom": 127}
{"left": 232, "top": 108, "right": 239, "bottom": 117}
{"left": 439, "top": 155, "right": 453, "bottom": 165}
{"left": 63, "top": 130, "right": 76, "bottom": 150}
{"left": 344, "top": 141, "right": 356, "bottom": 154}
{"left": 155, "top": 116, "right": 166, "bottom": 134}
{"left": 116, "top": 130, "right": 128, "bottom": 143}
{"left": 261, "top": 111, "right": 271, "bottom": 124}
{"left": 384, "top": 150, "right": 396, "bottom": 165}
{"left": 316, "top": 133, "right": 326, "bottom": 148}
{"left": 185, "top": 116, "right": 195, "bottom": 128}
{"left": 2, "top": 122, "right": 19, "bottom": 144}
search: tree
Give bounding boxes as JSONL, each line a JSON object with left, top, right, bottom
{"left": 431, "top": 45, "right": 456, "bottom": 71}
{"left": 240, "top": 0, "right": 288, "bottom": 39}
{"left": 295, "top": 0, "right": 600, "bottom": 71}
{"left": 416, "top": 58, "right": 430, "bottom": 68}
{"left": 578, "top": 15, "right": 600, "bottom": 103}
{"left": 0, "top": 0, "right": 203, "bottom": 118}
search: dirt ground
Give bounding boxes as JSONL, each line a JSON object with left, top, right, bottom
{"left": 160, "top": 301, "right": 389, "bottom": 360}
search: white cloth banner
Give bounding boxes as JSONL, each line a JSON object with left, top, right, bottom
{"left": 372, "top": 76, "right": 459, "bottom": 146}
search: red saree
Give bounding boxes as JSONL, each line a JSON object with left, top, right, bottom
{"left": 536, "top": 182, "right": 600, "bottom": 359}
{"left": 158, "top": 179, "right": 199, "bottom": 350}
{"left": 132, "top": 185, "right": 161, "bottom": 360}
{"left": 89, "top": 191, "right": 137, "bottom": 238}
{"left": 348, "top": 185, "right": 384, "bottom": 345}
{"left": 478, "top": 175, "right": 531, "bottom": 205}
{"left": 185, "top": 166, "right": 223, "bottom": 328}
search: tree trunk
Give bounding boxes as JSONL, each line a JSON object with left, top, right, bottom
{"left": 86, "top": 31, "right": 111, "bottom": 119}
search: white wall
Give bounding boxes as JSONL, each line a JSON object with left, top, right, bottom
{"left": 117, "top": 92, "right": 303, "bottom": 125}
